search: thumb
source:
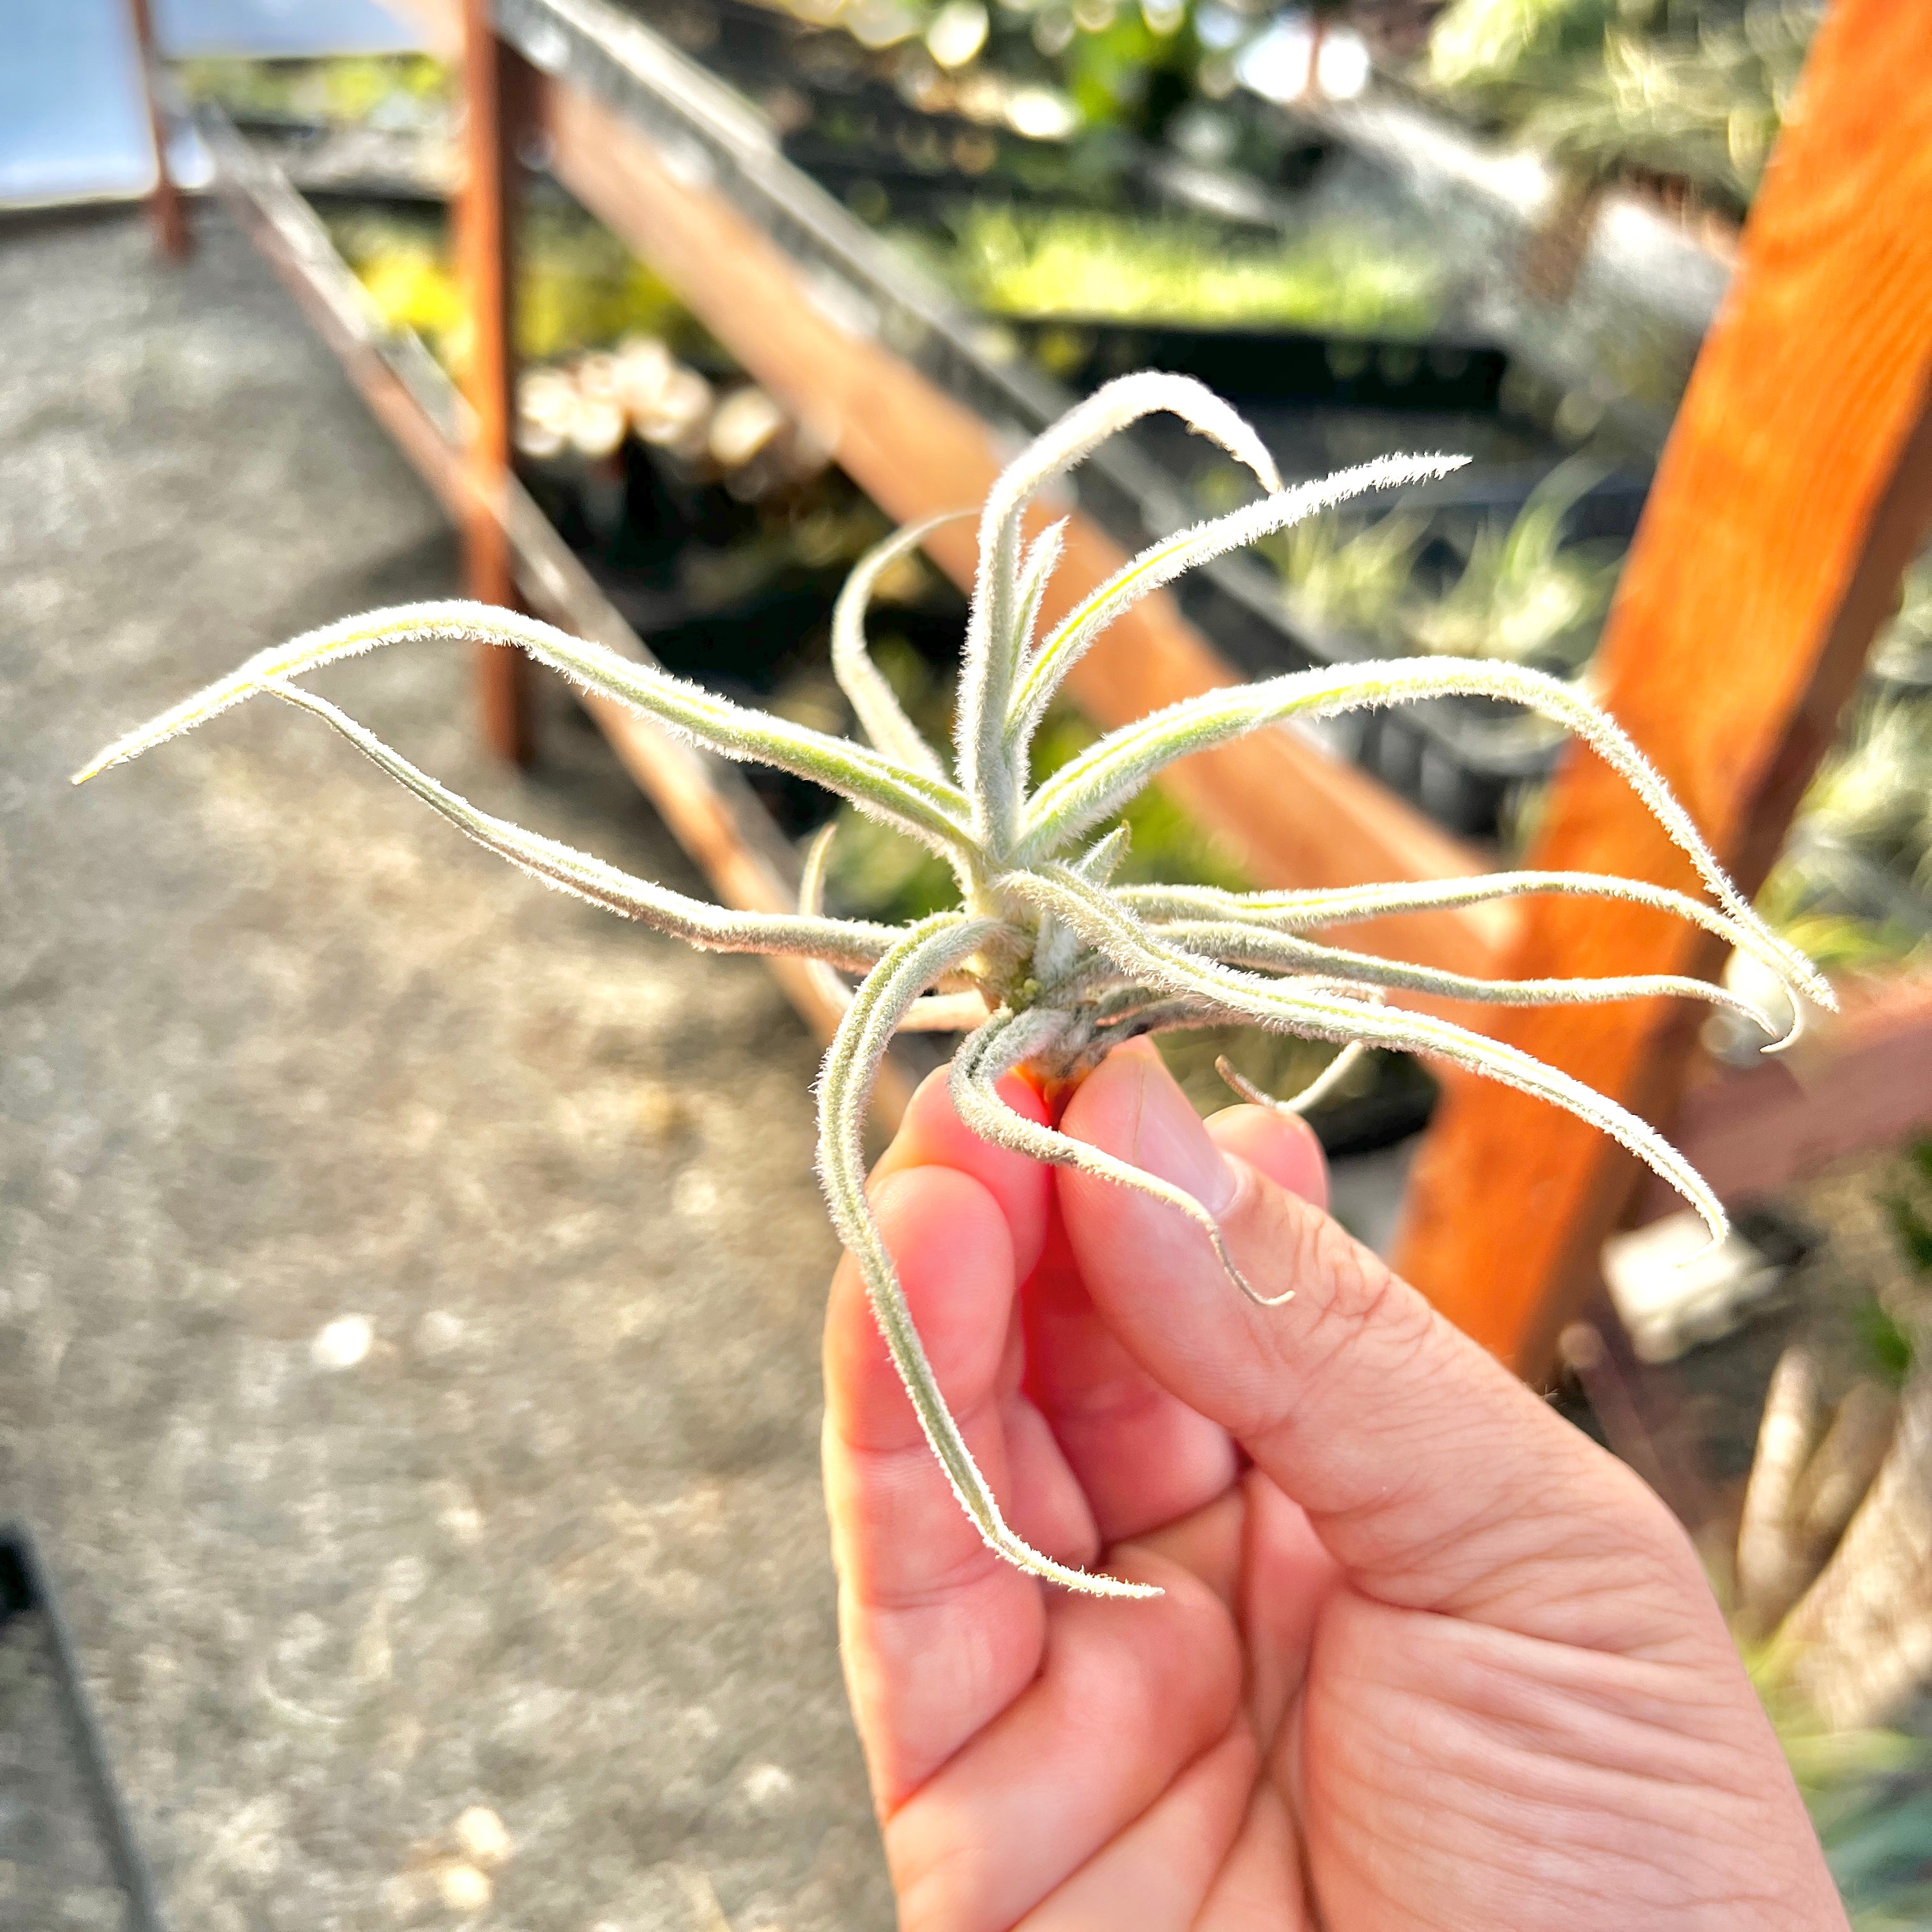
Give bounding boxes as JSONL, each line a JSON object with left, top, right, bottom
{"left": 1058, "top": 1045, "right": 1710, "bottom": 1650}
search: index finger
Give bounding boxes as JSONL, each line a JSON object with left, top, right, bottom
{"left": 1017, "top": 1081, "right": 1329, "bottom": 1546}
{"left": 822, "top": 1068, "right": 1096, "bottom": 1807}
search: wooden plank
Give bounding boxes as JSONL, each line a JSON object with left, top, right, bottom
{"left": 196, "top": 103, "right": 921, "bottom": 1121}
{"left": 1394, "top": 0, "right": 1932, "bottom": 1380}
{"left": 456, "top": 0, "right": 533, "bottom": 762}
{"left": 125, "top": 0, "right": 190, "bottom": 259}
{"left": 194, "top": 108, "right": 477, "bottom": 516}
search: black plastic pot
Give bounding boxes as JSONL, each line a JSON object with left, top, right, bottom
{"left": 999, "top": 315, "right": 1508, "bottom": 412}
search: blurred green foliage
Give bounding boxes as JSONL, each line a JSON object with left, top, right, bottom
{"left": 1888, "top": 1139, "right": 1932, "bottom": 1277}
{"left": 1267, "top": 510, "right": 1430, "bottom": 647}
{"left": 1423, "top": 0, "right": 1821, "bottom": 212}
{"left": 1747, "top": 1646, "right": 1932, "bottom": 1927}
{"left": 931, "top": 206, "right": 1444, "bottom": 335}
{"left": 1266, "top": 461, "right": 1618, "bottom": 673}
{"left": 177, "top": 53, "right": 449, "bottom": 126}
{"left": 1757, "top": 694, "right": 1932, "bottom": 969}
{"left": 1402, "top": 459, "right": 1617, "bottom": 671}
{"left": 323, "top": 207, "right": 700, "bottom": 376}
{"left": 1855, "top": 1300, "right": 1916, "bottom": 1389}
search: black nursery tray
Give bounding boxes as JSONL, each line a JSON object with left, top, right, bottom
{"left": 997, "top": 315, "right": 1508, "bottom": 413}
{"left": 0, "top": 1526, "right": 165, "bottom": 1932}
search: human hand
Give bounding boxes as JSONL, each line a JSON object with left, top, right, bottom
{"left": 822, "top": 1042, "right": 1845, "bottom": 1930}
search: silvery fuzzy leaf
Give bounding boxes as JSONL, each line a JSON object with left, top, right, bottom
{"left": 77, "top": 599, "right": 977, "bottom": 864}
{"left": 1120, "top": 867, "right": 1817, "bottom": 1042}
{"left": 832, "top": 513, "right": 963, "bottom": 783}
{"left": 817, "top": 919, "right": 1158, "bottom": 1597}
{"left": 1216, "top": 1039, "right": 1371, "bottom": 1117}
{"left": 1071, "top": 824, "right": 1131, "bottom": 884}
{"left": 267, "top": 682, "right": 907, "bottom": 967}
{"left": 1003, "top": 454, "right": 1469, "bottom": 766}
{"left": 955, "top": 372, "right": 1283, "bottom": 851}
{"left": 1013, "top": 517, "right": 1069, "bottom": 669}
{"left": 795, "top": 820, "right": 992, "bottom": 1031}
{"left": 1153, "top": 916, "right": 1793, "bottom": 1045}
{"left": 1018, "top": 654, "right": 1832, "bottom": 1011}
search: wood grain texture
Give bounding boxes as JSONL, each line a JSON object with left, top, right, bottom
{"left": 457, "top": 0, "right": 533, "bottom": 762}
{"left": 528, "top": 77, "right": 1508, "bottom": 976}
{"left": 1395, "top": 0, "right": 1932, "bottom": 1377}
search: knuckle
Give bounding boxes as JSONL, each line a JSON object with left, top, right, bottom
{"left": 1282, "top": 1200, "right": 1432, "bottom": 1382}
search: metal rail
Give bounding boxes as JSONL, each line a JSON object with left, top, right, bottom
{"left": 1, "top": 1524, "right": 168, "bottom": 1932}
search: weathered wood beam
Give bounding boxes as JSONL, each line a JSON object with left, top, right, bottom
{"left": 125, "top": 0, "right": 190, "bottom": 259}
{"left": 1630, "top": 971, "right": 1932, "bottom": 1222}
{"left": 456, "top": 0, "right": 534, "bottom": 762}
{"left": 1395, "top": 0, "right": 1932, "bottom": 1379}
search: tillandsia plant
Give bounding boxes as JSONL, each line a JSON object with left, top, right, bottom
{"left": 77, "top": 374, "right": 1830, "bottom": 1598}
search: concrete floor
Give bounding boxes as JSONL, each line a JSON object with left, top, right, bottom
{"left": 0, "top": 208, "right": 891, "bottom": 1931}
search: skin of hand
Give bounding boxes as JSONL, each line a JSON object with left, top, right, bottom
{"left": 822, "top": 1041, "right": 1847, "bottom": 1932}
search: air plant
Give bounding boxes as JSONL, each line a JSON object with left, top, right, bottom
{"left": 178, "top": 52, "right": 451, "bottom": 130}
{"left": 328, "top": 205, "right": 689, "bottom": 380}
{"left": 75, "top": 374, "right": 1829, "bottom": 1598}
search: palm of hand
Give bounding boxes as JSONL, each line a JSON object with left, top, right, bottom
{"left": 1083, "top": 1472, "right": 1758, "bottom": 1931}
{"left": 824, "top": 1046, "right": 1844, "bottom": 1932}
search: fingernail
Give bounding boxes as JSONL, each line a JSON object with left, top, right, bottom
{"left": 1129, "top": 1054, "right": 1238, "bottom": 1217}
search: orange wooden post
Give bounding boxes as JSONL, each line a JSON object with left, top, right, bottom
{"left": 457, "top": 0, "right": 533, "bottom": 763}
{"left": 1394, "top": 0, "right": 1932, "bottom": 1382}
{"left": 125, "top": 0, "right": 190, "bottom": 259}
